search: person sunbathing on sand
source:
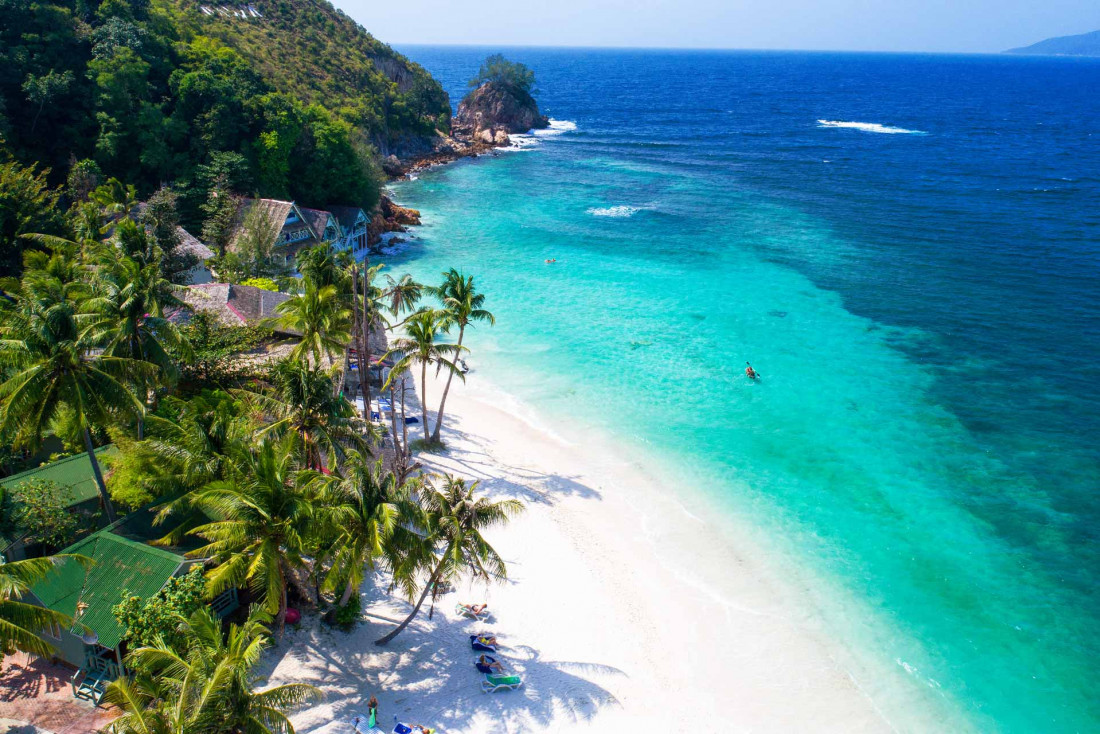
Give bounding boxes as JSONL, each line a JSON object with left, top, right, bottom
{"left": 478, "top": 654, "right": 505, "bottom": 673}
{"left": 477, "top": 634, "right": 498, "bottom": 646}
{"left": 462, "top": 603, "right": 488, "bottom": 614}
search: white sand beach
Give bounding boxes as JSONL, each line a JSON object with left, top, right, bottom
{"left": 262, "top": 369, "right": 921, "bottom": 733}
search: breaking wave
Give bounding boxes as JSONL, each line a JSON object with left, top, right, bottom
{"left": 817, "top": 120, "right": 926, "bottom": 135}
{"left": 534, "top": 119, "right": 578, "bottom": 136}
{"left": 587, "top": 205, "right": 640, "bottom": 218}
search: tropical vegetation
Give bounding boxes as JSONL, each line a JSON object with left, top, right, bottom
{"left": 0, "top": 0, "right": 451, "bottom": 277}
{"left": 0, "top": 142, "right": 513, "bottom": 730}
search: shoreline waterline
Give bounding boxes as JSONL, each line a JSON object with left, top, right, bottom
{"left": 379, "top": 48, "right": 1100, "bottom": 731}
{"left": 410, "top": 366, "right": 973, "bottom": 731}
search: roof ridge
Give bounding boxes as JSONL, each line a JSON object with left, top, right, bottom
{"left": 0, "top": 445, "right": 116, "bottom": 486}
{"left": 71, "top": 526, "right": 186, "bottom": 563}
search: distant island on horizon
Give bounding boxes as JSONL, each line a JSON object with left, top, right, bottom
{"left": 1005, "top": 29, "right": 1100, "bottom": 56}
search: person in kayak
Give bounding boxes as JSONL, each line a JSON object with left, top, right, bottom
{"left": 745, "top": 362, "right": 760, "bottom": 380}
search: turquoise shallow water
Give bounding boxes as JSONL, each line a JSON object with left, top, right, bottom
{"left": 388, "top": 48, "right": 1100, "bottom": 732}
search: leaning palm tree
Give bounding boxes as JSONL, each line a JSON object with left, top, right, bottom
{"left": 104, "top": 606, "right": 320, "bottom": 734}
{"left": 0, "top": 257, "right": 155, "bottom": 523}
{"left": 0, "top": 555, "right": 90, "bottom": 660}
{"left": 274, "top": 283, "right": 352, "bottom": 366}
{"left": 310, "top": 454, "right": 418, "bottom": 609}
{"left": 375, "top": 474, "right": 523, "bottom": 645}
{"left": 428, "top": 269, "right": 494, "bottom": 443}
{"left": 241, "top": 358, "right": 371, "bottom": 470}
{"left": 383, "top": 310, "right": 466, "bottom": 445}
{"left": 187, "top": 435, "right": 315, "bottom": 631}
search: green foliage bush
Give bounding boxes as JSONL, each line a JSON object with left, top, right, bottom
{"left": 113, "top": 565, "right": 207, "bottom": 650}
{"left": 0, "top": 157, "right": 63, "bottom": 277}
{"left": 0, "top": 478, "right": 78, "bottom": 549}
{"left": 468, "top": 54, "right": 538, "bottom": 98}
{"left": 240, "top": 277, "right": 280, "bottom": 291}
{"left": 176, "top": 311, "right": 274, "bottom": 388}
{"left": 330, "top": 592, "right": 361, "bottom": 629}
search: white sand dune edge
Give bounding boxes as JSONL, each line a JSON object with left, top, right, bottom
{"left": 261, "top": 369, "right": 924, "bottom": 734}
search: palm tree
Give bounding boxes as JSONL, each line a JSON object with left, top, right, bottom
{"left": 104, "top": 606, "right": 321, "bottom": 734}
{"left": 243, "top": 358, "right": 371, "bottom": 470}
{"left": 0, "top": 256, "right": 154, "bottom": 523}
{"left": 429, "top": 269, "right": 494, "bottom": 442}
{"left": 297, "top": 243, "right": 352, "bottom": 292}
{"left": 187, "top": 435, "right": 315, "bottom": 631}
{"left": 375, "top": 474, "right": 522, "bottom": 645}
{"left": 310, "top": 454, "right": 418, "bottom": 609}
{"left": 383, "top": 310, "right": 465, "bottom": 445}
{"left": 348, "top": 265, "right": 422, "bottom": 416}
{"left": 83, "top": 256, "right": 192, "bottom": 438}
{"left": 274, "top": 283, "right": 352, "bottom": 366}
{"left": 112, "top": 392, "right": 252, "bottom": 542}
{"left": 0, "top": 555, "right": 90, "bottom": 659}
{"left": 89, "top": 177, "right": 139, "bottom": 222}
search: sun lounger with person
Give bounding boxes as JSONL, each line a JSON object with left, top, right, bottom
{"left": 456, "top": 602, "right": 490, "bottom": 620}
{"left": 474, "top": 654, "right": 506, "bottom": 674}
{"left": 469, "top": 634, "right": 498, "bottom": 652}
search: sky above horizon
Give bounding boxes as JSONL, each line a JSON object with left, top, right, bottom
{"left": 336, "top": 0, "right": 1097, "bottom": 54}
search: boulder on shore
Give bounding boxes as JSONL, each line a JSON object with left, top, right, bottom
{"left": 454, "top": 81, "right": 549, "bottom": 145}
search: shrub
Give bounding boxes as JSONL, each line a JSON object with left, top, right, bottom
{"left": 114, "top": 566, "right": 207, "bottom": 650}
{"left": 468, "top": 54, "right": 537, "bottom": 97}
{"left": 329, "top": 593, "right": 361, "bottom": 630}
{"left": 1, "top": 479, "right": 78, "bottom": 549}
{"left": 240, "top": 277, "right": 280, "bottom": 292}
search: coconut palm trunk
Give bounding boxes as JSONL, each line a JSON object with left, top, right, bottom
{"left": 430, "top": 324, "right": 465, "bottom": 443}
{"left": 420, "top": 361, "right": 431, "bottom": 442}
{"left": 275, "top": 564, "right": 289, "bottom": 634}
{"left": 374, "top": 558, "right": 445, "bottom": 646}
{"left": 339, "top": 576, "right": 357, "bottom": 608}
{"left": 361, "top": 260, "right": 372, "bottom": 410}
{"left": 83, "top": 427, "right": 117, "bottom": 523}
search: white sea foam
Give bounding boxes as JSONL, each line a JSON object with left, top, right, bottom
{"left": 503, "top": 119, "right": 578, "bottom": 152}
{"left": 817, "top": 120, "right": 926, "bottom": 135}
{"left": 534, "top": 119, "right": 578, "bottom": 136}
{"left": 587, "top": 205, "right": 641, "bottom": 218}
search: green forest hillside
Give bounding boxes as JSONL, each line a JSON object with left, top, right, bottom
{"left": 0, "top": 0, "right": 449, "bottom": 237}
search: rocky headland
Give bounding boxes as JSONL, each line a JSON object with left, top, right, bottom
{"left": 372, "top": 57, "right": 550, "bottom": 245}
{"left": 386, "top": 68, "right": 550, "bottom": 178}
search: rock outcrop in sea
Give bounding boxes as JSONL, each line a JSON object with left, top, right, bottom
{"left": 453, "top": 81, "right": 550, "bottom": 144}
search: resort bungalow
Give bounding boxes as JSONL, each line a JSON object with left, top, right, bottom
{"left": 328, "top": 205, "right": 371, "bottom": 257}
{"left": 230, "top": 198, "right": 343, "bottom": 269}
{"left": 178, "top": 226, "right": 216, "bottom": 284}
{"left": 1, "top": 447, "right": 119, "bottom": 562}
{"left": 173, "top": 282, "right": 293, "bottom": 333}
{"left": 25, "top": 510, "right": 238, "bottom": 703}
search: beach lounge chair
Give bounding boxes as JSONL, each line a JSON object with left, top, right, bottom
{"left": 392, "top": 718, "right": 435, "bottom": 734}
{"left": 469, "top": 634, "right": 496, "bottom": 652}
{"left": 481, "top": 672, "right": 523, "bottom": 693}
{"left": 456, "top": 602, "right": 490, "bottom": 621}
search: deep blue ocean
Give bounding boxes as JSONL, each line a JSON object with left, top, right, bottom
{"left": 390, "top": 47, "right": 1100, "bottom": 732}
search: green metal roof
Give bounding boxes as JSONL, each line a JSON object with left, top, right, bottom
{"left": 31, "top": 529, "right": 184, "bottom": 650}
{"left": 1, "top": 446, "right": 119, "bottom": 508}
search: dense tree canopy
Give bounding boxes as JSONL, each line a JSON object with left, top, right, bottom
{"left": 0, "top": 0, "right": 446, "bottom": 252}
